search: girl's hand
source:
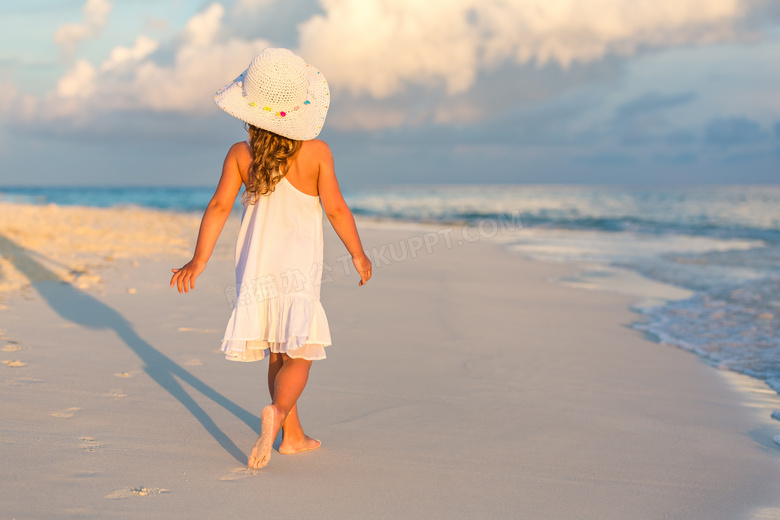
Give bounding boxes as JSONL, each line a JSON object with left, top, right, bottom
{"left": 170, "top": 259, "right": 206, "bottom": 293}
{"left": 352, "top": 252, "right": 372, "bottom": 286}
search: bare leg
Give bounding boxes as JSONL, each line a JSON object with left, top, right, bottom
{"left": 248, "top": 354, "right": 314, "bottom": 468}
{"left": 266, "top": 353, "right": 321, "bottom": 455}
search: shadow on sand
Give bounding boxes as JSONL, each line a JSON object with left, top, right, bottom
{"left": 0, "top": 234, "right": 257, "bottom": 464}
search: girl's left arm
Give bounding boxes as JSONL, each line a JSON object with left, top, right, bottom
{"left": 170, "top": 143, "right": 245, "bottom": 293}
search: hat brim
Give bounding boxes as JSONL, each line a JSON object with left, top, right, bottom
{"left": 213, "top": 63, "right": 329, "bottom": 141}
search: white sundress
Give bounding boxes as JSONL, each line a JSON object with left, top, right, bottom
{"left": 220, "top": 176, "right": 331, "bottom": 362}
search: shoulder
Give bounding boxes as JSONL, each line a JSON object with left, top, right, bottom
{"left": 221, "top": 141, "right": 252, "bottom": 183}
{"left": 225, "top": 141, "right": 252, "bottom": 171}
{"left": 301, "top": 138, "right": 332, "bottom": 159}
{"left": 227, "top": 141, "right": 251, "bottom": 160}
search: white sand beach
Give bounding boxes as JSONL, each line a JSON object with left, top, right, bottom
{"left": 2, "top": 202, "right": 780, "bottom": 519}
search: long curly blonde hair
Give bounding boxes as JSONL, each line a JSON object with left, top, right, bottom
{"left": 243, "top": 124, "right": 302, "bottom": 205}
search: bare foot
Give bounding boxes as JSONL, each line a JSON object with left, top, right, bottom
{"left": 248, "top": 406, "right": 276, "bottom": 469}
{"left": 279, "top": 434, "right": 321, "bottom": 455}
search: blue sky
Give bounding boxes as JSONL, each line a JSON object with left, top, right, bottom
{"left": 1, "top": 0, "right": 779, "bottom": 187}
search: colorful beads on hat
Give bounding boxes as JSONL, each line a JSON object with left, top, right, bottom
{"left": 249, "top": 100, "right": 312, "bottom": 117}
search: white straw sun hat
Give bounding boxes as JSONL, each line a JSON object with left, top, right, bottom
{"left": 213, "top": 48, "right": 329, "bottom": 141}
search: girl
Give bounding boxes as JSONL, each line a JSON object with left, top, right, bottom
{"left": 170, "top": 48, "right": 372, "bottom": 469}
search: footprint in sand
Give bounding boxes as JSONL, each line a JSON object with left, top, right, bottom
{"left": 184, "top": 359, "right": 203, "bottom": 366}
{"left": 774, "top": 435, "right": 780, "bottom": 447}
{"left": 105, "top": 486, "right": 170, "bottom": 499}
{"left": 51, "top": 407, "right": 81, "bottom": 418}
{"left": 9, "top": 378, "right": 41, "bottom": 385}
{"left": 105, "top": 390, "right": 127, "bottom": 399}
{"left": 3, "top": 344, "right": 22, "bottom": 352}
{"left": 70, "top": 471, "right": 100, "bottom": 478}
{"left": 771, "top": 410, "right": 780, "bottom": 421}
{"left": 219, "top": 468, "right": 260, "bottom": 481}
{"left": 3, "top": 360, "right": 26, "bottom": 367}
{"left": 113, "top": 370, "right": 142, "bottom": 378}
{"left": 79, "top": 437, "right": 105, "bottom": 452}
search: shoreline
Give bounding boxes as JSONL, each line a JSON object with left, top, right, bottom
{"left": 2, "top": 199, "right": 779, "bottom": 409}
{"left": 2, "top": 199, "right": 779, "bottom": 406}
{"left": 2, "top": 201, "right": 780, "bottom": 518}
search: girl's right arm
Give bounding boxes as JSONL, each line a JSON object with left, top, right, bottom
{"left": 170, "top": 143, "right": 245, "bottom": 293}
{"left": 315, "top": 141, "right": 372, "bottom": 286}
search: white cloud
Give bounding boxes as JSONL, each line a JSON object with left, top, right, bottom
{"left": 298, "top": 0, "right": 754, "bottom": 98}
{"left": 234, "top": 0, "right": 277, "bottom": 13}
{"left": 183, "top": 3, "right": 225, "bottom": 48}
{"left": 101, "top": 35, "right": 159, "bottom": 71}
{"left": 25, "top": 3, "right": 268, "bottom": 121}
{"left": 128, "top": 37, "right": 270, "bottom": 113}
{"left": 56, "top": 60, "right": 97, "bottom": 98}
{"left": 0, "top": 81, "right": 19, "bottom": 113}
{"left": 0, "top": 81, "right": 36, "bottom": 122}
{"left": 7, "top": 0, "right": 774, "bottom": 134}
{"left": 53, "top": 0, "right": 112, "bottom": 57}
